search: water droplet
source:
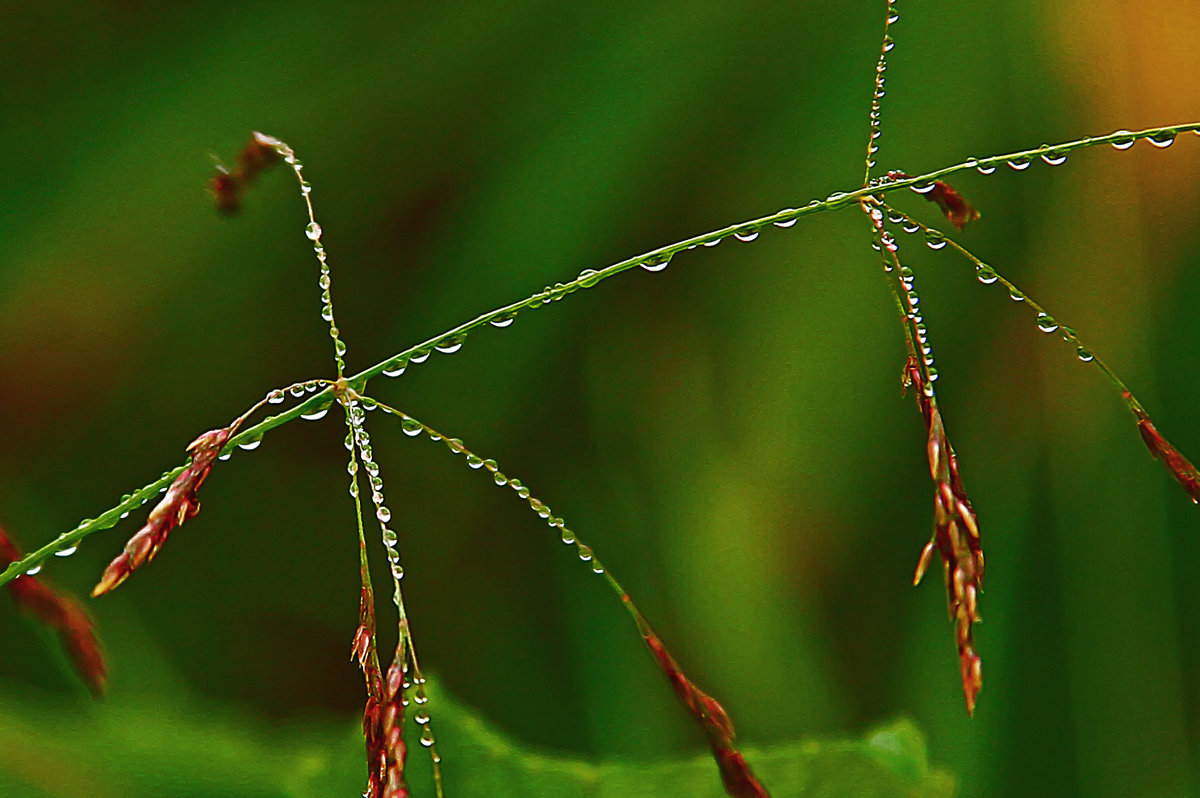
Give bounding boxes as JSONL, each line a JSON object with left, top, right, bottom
{"left": 577, "top": 269, "right": 601, "bottom": 288}
{"left": 924, "top": 231, "right": 947, "bottom": 250}
{"left": 25, "top": 565, "right": 42, "bottom": 576}
{"left": 289, "top": 385, "right": 305, "bottom": 398}
{"left": 1009, "top": 288, "right": 1025, "bottom": 302}
{"left": 976, "top": 163, "right": 997, "bottom": 175}
{"left": 490, "top": 312, "right": 517, "bottom": 327}
{"left": 560, "top": 528, "right": 576, "bottom": 545}
{"left": 1110, "top": 131, "right": 1136, "bottom": 150}
{"left": 1036, "top": 313, "right": 1059, "bottom": 333}
{"left": 882, "top": 35, "right": 895, "bottom": 52}
{"left": 773, "top": 215, "right": 798, "bottom": 228}
{"left": 318, "top": 274, "right": 331, "bottom": 290}
{"left": 493, "top": 471, "right": 508, "bottom": 486}
{"left": 435, "top": 335, "right": 465, "bottom": 354}
{"left": 301, "top": 405, "right": 330, "bottom": 421}
{"left": 641, "top": 255, "right": 671, "bottom": 272}
{"left": 1148, "top": 131, "right": 1177, "bottom": 148}
{"left": 975, "top": 265, "right": 999, "bottom": 284}
{"left": 390, "top": 562, "right": 405, "bottom": 581}
{"left": 420, "top": 729, "right": 435, "bottom": 748}
{"left": 305, "top": 221, "right": 322, "bottom": 240}
{"left": 1007, "top": 157, "right": 1032, "bottom": 170}
{"left": 382, "top": 528, "right": 398, "bottom": 546}
{"left": 401, "top": 418, "right": 423, "bottom": 437}
{"left": 1076, "top": 347, "right": 1094, "bottom": 362}
{"left": 334, "top": 338, "right": 348, "bottom": 357}
{"left": 55, "top": 546, "right": 78, "bottom": 557}
{"left": 410, "top": 350, "right": 431, "bottom": 364}
{"left": 576, "top": 544, "right": 593, "bottom": 562}
{"left": 237, "top": 437, "right": 262, "bottom": 451}
{"left": 376, "top": 506, "right": 392, "bottom": 523}
{"left": 734, "top": 229, "right": 760, "bottom": 242}
{"left": 320, "top": 305, "right": 334, "bottom": 322}
{"left": 1040, "top": 150, "right": 1068, "bottom": 166}
{"left": 702, "top": 237, "right": 722, "bottom": 248}
{"left": 382, "top": 358, "right": 408, "bottom": 378}
{"left": 466, "top": 455, "right": 484, "bottom": 469}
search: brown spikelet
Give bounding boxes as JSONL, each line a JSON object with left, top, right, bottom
{"left": 1127, "top": 396, "right": 1200, "bottom": 505}
{"left": 210, "top": 131, "right": 283, "bottom": 215}
{"left": 352, "top": 583, "right": 387, "bottom": 798}
{"left": 1, "top": 526, "right": 107, "bottom": 695}
{"left": 905, "top": 356, "right": 985, "bottom": 715}
{"left": 629, "top": 599, "right": 768, "bottom": 798}
{"left": 886, "top": 171, "right": 980, "bottom": 230}
{"left": 92, "top": 426, "right": 231, "bottom": 597}
{"left": 380, "top": 642, "right": 411, "bottom": 798}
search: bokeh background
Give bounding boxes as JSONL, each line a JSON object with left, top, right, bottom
{"left": 2, "top": 1, "right": 1199, "bottom": 796}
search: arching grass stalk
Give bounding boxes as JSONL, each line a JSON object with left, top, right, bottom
{"left": 877, "top": 200, "right": 1200, "bottom": 505}
{"left": 359, "top": 394, "right": 769, "bottom": 797}
{"left": 2, "top": 124, "right": 1196, "bottom": 591}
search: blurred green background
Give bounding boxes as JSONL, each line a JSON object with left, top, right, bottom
{"left": 2, "top": 1, "right": 1199, "bottom": 796}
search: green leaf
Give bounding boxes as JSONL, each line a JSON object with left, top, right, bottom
{"left": 0, "top": 679, "right": 954, "bottom": 797}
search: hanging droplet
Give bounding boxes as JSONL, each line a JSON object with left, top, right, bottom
{"left": 976, "top": 163, "right": 997, "bottom": 175}
{"left": 382, "top": 528, "right": 398, "bottom": 546}
{"left": 734, "top": 229, "right": 760, "bottom": 242}
{"left": 1006, "top": 157, "right": 1032, "bottom": 170}
{"left": 773, "top": 215, "right": 798, "bottom": 228}
{"left": 1040, "top": 150, "right": 1068, "bottom": 166}
{"left": 493, "top": 471, "right": 508, "bottom": 486}
{"left": 305, "top": 221, "right": 323, "bottom": 240}
{"left": 401, "top": 418, "right": 423, "bottom": 437}
{"left": 376, "top": 506, "right": 392, "bottom": 523}
{"left": 25, "top": 565, "right": 42, "bottom": 576}
{"left": 490, "top": 312, "right": 518, "bottom": 327}
{"left": 1148, "top": 131, "right": 1177, "bottom": 148}
{"left": 577, "top": 269, "right": 601, "bottom": 288}
{"left": 975, "top": 265, "right": 999, "bottom": 284}
{"left": 382, "top": 358, "right": 408, "bottom": 378}
{"left": 641, "top": 254, "right": 671, "bottom": 272}
{"left": 1036, "top": 313, "right": 1059, "bottom": 333}
{"left": 576, "top": 544, "right": 594, "bottom": 562}
{"left": 410, "top": 350, "right": 431, "bottom": 364}
{"left": 390, "top": 562, "right": 405, "bottom": 581}
{"left": 466, "top": 454, "right": 484, "bottom": 469}
{"left": 924, "top": 231, "right": 947, "bottom": 250}
{"left": 237, "top": 436, "right": 263, "bottom": 451}
{"left": 301, "top": 405, "right": 331, "bottom": 421}
{"left": 1009, "top": 288, "right": 1025, "bottom": 302}
{"left": 1076, "top": 347, "right": 1095, "bottom": 362}
{"left": 1110, "top": 131, "right": 1136, "bottom": 150}
{"left": 420, "top": 728, "right": 435, "bottom": 748}
{"left": 55, "top": 546, "right": 78, "bottom": 558}
{"left": 882, "top": 35, "right": 895, "bottom": 52}
{"left": 560, "top": 528, "right": 576, "bottom": 545}
{"left": 267, "top": 390, "right": 285, "bottom": 404}
{"left": 434, "top": 335, "right": 466, "bottom": 354}
{"left": 911, "top": 182, "right": 937, "bottom": 194}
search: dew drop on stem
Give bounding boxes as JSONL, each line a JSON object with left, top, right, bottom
{"left": 1036, "top": 313, "right": 1059, "bottom": 333}
{"left": 1040, "top": 151, "right": 1068, "bottom": 166}
{"left": 975, "top": 265, "right": 999, "bottom": 284}
{"left": 1148, "top": 131, "right": 1177, "bottom": 148}
{"left": 382, "top": 358, "right": 408, "bottom": 378}
{"left": 734, "top": 229, "right": 760, "bottom": 242}
{"left": 305, "top": 221, "right": 322, "bottom": 240}
{"left": 641, "top": 254, "right": 671, "bottom": 272}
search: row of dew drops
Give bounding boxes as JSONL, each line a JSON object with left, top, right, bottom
{"left": 34, "top": 127, "right": 1193, "bottom": 576}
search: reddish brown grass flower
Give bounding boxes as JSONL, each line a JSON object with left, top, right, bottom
{"left": 628, "top": 597, "right": 768, "bottom": 797}
{"left": 1, "top": 526, "right": 107, "bottom": 695}
{"left": 380, "top": 642, "right": 411, "bottom": 798}
{"left": 353, "top": 582, "right": 389, "bottom": 798}
{"left": 92, "top": 426, "right": 231, "bottom": 597}
{"left": 210, "top": 131, "right": 283, "bottom": 215}
{"left": 905, "top": 356, "right": 985, "bottom": 715}
{"left": 1127, "top": 395, "right": 1200, "bottom": 504}
{"left": 887, "top": 171, "right": 980, "bottom": 230}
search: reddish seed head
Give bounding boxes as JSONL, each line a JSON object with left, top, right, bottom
{"left": 92, "top": 426, "right": 231, "bottom": 597}
{"left": 925, "top": 180, "right": 980, "bottom": 230}
{"left": 1, "top": 526, "right": 107, "bottom": 695}
{"left": 1130, "top": 402, "right": 1200, "bottom": 504}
